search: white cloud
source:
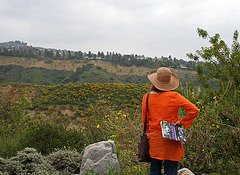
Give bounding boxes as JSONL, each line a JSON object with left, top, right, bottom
{"left": 0, "top": 0, "right": 240, "bottom": 59}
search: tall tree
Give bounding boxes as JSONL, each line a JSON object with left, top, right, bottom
{"left": 187, "top": 28, "right": 240, "bottom": 90}
{"left": 56, "top": 50, "right": 61, "bottom": 59}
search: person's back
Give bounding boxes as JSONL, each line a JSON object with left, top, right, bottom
{"left": 142, "top": 67, "right": 199, "bottom": 175}
{"left": 143, "top": 91, "right": 199, "bottom": 131}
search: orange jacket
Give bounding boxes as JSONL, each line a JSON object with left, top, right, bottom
{"left": 142, "top": 91, "right": 199, "bottom": 161}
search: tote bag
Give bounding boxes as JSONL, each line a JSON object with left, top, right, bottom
{"left": 138, "top": 92, "right": 151, "bottom": 162}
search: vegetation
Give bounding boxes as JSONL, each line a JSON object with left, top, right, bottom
{"left": 0, "top": 41, "right": 199, "bottom": 70}
{"left": 0, "top": 29, "right": 239, "bottom": 174}
{"left": 187, "top": 28, "right": 240, "bottom": 89}
{"left": 0, "top": 147, "right": 82, "bottom": 174}
{"left": 185, "top": 28, "right": 240, "bottom": 174}
{"left": 0, "top": 80, "right": 239, "bottom": 174}
{"left": 0, "top": 63, "right": 200, "bottom": 87}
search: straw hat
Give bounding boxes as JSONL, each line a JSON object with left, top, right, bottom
{"left": 148, "top": 67, "right": 179, "bottom": 91}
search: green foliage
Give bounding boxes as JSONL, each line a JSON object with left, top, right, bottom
{"left": 47, "top": 148, "right": 82, "bottom": 174}
{"left": 185, "top": 29, "right": 240, "bottom": 175}
{"left": 44, "top": 58, "right": 53, "bottom": 64}
{"left": 187, "top": 28, "right": 240, "bottom": 90}
{"left": 0, "top": 148, "right": 58, "bottom": 174}
{"left": 83, "top": 168, "right": 99, "bottom": 175}
{"left": 82, "top": 104, "right": 150, "bottom": 174}
{"left": 0, "top": 84, "right": 32, "bottom": 158}
{"left": 0, "top": 65, "right": 72, "bottom": 85}
{"left": 0, "top": 74, "right": 239, "bottom": 174}
{"left": 0, "top": 84, "right": 30, "bottom": 122}
{"left": 0, "top": 64, "right": 149, "bottom": 85}
{"left": 0, "top": 148, "right": 85, "bottom": 175}
{"left": 175, "top": 85, "right": 239, "bottom": 175}
{"left": 63, "top": 64, "right": 122, "bottom": 84}
{"left": 20, "top": 120, "right": 86, "bottom": 155}
{"left": 105, "top": 167, "right": 119, "bottom": 175}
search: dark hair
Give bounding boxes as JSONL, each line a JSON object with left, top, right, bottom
{"left": 150, "top": 85, "right": 165, "bottom": 93}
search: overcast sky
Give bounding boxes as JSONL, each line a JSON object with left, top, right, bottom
{"left": 1, "top": 0, "right": 240, "bottom": 60}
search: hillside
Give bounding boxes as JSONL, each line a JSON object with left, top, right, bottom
{"left": 0, "top": 56, "right": 199, "bottom": 86}
{"left": 0, "top": 56, "right": 152, "bottom": 75}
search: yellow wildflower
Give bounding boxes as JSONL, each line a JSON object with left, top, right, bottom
{"left": 123, "top": 114, "right": 127, "bottom": 117}
{"left": 215, "top": 101, "right": 218, "bottom": 103}
{"left": 196, "top": 102, "right": 201, "bottom": 104}
{"left": 213, "top": 96, "right": 217, "bottom": 99}
{"left": 217, "top": 125, "right": 220, "bottom": 128}
{"left": 212, "top": 124, "right": 215, "bottom": 127}
{"left": 97, "top": 124, "right": 100, "bottom": 128}
{"left": 116, "top": 117, "right": 119, "bottom": 120}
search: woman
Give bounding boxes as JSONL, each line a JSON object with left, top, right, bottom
{"left": 142, "top": 67, "right": 199, "bottom": 175}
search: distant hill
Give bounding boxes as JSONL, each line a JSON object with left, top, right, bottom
{"left": 0, "top": 64, "right": 150, "bottom": 85}
{"left": 0, "top": 40, "right": 201, "bottom": 87}
{"left": 0, "top": 56, "right": 200, "bottom": 87}
{"left": 0, "top": 41, "right": 27, "bottom": 48}
{"left": 0, "top": 56, "right": 152, "bottom": 76}
{"left": 0, "top": 40, "right": 200, "bottom": 71}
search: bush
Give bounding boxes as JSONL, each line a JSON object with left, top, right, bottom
{"left": 179, "top": 88, "right": 240, "bottom": 174}
{"left": 0, "top": 147, "right": 85, "bottom": 175}
{"left": 20, "top": 120, "right": 86, "bottom": 155}
{"left": 47, "top": 148, "right": 82, "bottom": 174}
{"left": 0, "top": 148, "right": 58, "bottom": 174}
{"left": 0, "top": 84, "right": 32, "bottom": 158}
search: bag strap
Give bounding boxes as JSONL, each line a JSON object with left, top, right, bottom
{"left": 143, "top": 92, "right": 150, "bottom": 134}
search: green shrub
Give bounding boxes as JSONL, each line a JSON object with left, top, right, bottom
{"left": 47, "top": 148, "right": 82, "bottom": 174}
{"left": 20, "top": 120, "right": 86, "bottom": 155}
{"left": 0, "top": 85, "right": 32, "bottom": 158}
{"left": 0, "top": 148, "right": 58, "bottom": 174}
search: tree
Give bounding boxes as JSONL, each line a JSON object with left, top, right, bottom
{"left": 67, "top": 51, "right": 72, "bottom": 59}
{"left": 56, "top": 50, "right": 61, "bottom": 59}
{"left": 62, "top": 50, "right": 66, "bottom": 60}
{"left": 88, "top": 51, "right": 92, "bottom": 58}
{"left": 187, "top": 28, "right": 240, "bottom": 91}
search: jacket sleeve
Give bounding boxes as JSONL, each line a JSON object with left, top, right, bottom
{"left": 177, "top": 93, "right": 199, "bottom": 129}
{"left": 142, "top": 93, "right": 149, "bottom": 133}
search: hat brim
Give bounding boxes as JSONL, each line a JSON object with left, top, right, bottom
{"left": 148, "top": 72, "right": 179, "bottom": 91}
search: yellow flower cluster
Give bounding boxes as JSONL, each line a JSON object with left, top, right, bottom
{"left": 34, "top": 83, "right": 150, "bottom": 110}
{"left": 211, "top": 124, "right": 220, "bottom": 128}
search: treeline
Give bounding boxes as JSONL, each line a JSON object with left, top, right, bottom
{"left": 0, "top": 41, "right": 199, "bottom": 70}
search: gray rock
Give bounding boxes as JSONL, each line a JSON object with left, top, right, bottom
{"left": 80, "top": 140, "right": 120, "bottom": 175}
{"left": 178, "top": 168, "right": 195, "bottom": 175}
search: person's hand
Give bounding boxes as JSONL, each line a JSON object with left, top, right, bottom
{"left": 173, "top": 121, "right": 182, "bottom": 126}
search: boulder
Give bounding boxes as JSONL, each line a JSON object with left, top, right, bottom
{"left": 178, "top": 168, "right": 195, "bottom": 175}
{"left": 80, "top": 140, "right": 120, "bottom": 175}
